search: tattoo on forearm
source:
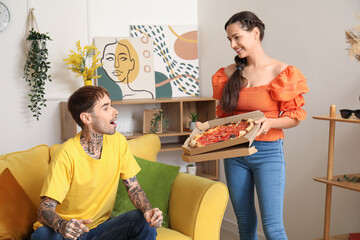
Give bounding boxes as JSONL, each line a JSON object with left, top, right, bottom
{"left": 38, "top": 197, "right": 63, "bottom": 230}
{"left": 123, "top": 176, "right": 152, "bottom": 213}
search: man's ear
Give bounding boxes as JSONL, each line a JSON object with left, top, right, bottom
{"left": 80, "top": 112, "right": 91, "bottom": 125}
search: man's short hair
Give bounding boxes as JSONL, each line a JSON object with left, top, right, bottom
{"left": 68, "top": 86, "right": 110, "bottom": 128}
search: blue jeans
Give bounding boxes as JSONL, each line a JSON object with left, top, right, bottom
{"left": 224, "top": 140, "right": 287, "bottom": 240}
{"left": 31, "top": 210, "right": 157, "bottom": 240}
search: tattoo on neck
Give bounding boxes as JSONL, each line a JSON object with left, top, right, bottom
{"left": 80, "top": 128, "right": 103, "bottom": 159}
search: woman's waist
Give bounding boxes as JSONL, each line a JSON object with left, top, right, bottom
{"left": 254, "top": 128, "right": 284, "bottom": 141}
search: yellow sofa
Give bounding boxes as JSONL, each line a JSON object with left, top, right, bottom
{"left": 0, "top": 134, "right": 229, "bottom": 240}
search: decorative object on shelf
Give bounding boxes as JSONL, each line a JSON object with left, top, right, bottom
{"left": 130, "top": 25, "right": 200, "bottom": 98}
{"left": 345, "top": 14, "right": 360, "bottom": 62}
{"left": 116, "top": 117, "right": 134, "bottom": 136}
{"left": 186, "top": 163, "right": 197, "bottom": 175}
{"left": 188, "top": 112, "right": 198, "bottom": 130}
{"left": 337, "top": 174, "right": 360, "bottom": 183}
{"left": 143, "top": 108, "right": 169, "bottom": 134}
{"left": 143, "top": 109, "right": 163, "bottom": 134}
{"left": 0, "top": 2, "right": 10, "bottom": 32}
{"left": 63, "top": 40, "right": 102, "bottom": 86}
{"left": 339, "top": 109, "right": 360, "bottom": 119}
{"left": 23, "top": 8, "right": 52, "bottom": 121}
{"left": 94, "top": 37, "right": 155, "bottom": 99}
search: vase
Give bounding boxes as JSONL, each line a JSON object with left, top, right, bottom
{"left": 186, "top": 165, "right": 197, "bottom": 175}
{"left": 84, "top": 80, "right": 92, "bottom": 86}
{"left": 189, "top": 121, "right": 197, "bottom": 131}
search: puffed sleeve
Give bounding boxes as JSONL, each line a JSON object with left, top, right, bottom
{"left": 212, "top": 68, "right": 227, "bottom": 100}
{"left": 268, "top": 66, "right": 309, "bottom": 121}
{"left": 212, "top": 68, "right": 231, "bottom": 118}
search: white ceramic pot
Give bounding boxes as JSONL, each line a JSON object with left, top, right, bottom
{"left": 186, "top": 166, "right": 197, "bottom": 175}
{"left": 189, "top": 121, "right": 197, "bottom": 131}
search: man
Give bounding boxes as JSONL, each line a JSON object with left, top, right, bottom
{"left": 31, "top": 86, "right": 162, "bottom": 240}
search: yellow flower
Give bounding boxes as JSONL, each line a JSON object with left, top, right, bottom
{"left": 63, "top": 40, "right": 103, "bottom": 81}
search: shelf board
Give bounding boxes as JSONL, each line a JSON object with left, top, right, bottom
{"left": 160, "top": 143, "right": 183, "bottom": 152}
{"left": 313, "top": 115, "right": 360, "bottom": 124}
{"left": 112, "top": 96, "right": 215, "bottom": 105}
{"left": 314, "top": 233, "right": 349, "bottom": 240}
{"left": 314, "top": 173, "right": 360, "bottom": 192}
{"left": 197, "top": 172, "right": 218, "bottom": 180}
{"left": 125, "top": 131, "right": 190, "bottom": 140}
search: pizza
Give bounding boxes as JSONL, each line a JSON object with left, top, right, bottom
{"left": 188, "top": 118, "right": 255, "bottom": 148}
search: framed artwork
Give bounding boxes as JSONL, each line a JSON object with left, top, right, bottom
{"left": 130, "top": 25, "right": 199, "bottom": 98}
{"left": 94, "top": 37, "right": 155, "bottom": 100}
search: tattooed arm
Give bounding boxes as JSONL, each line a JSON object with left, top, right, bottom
{"left": 37, "top": 197, "right": 92, "bottom": 239}
{"left": 123, "top": 176, "right": 163, "bottom": 228}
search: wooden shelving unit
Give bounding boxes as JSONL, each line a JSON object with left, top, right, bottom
{"left": 60, "top": 96, "right": 219, "bottom": 180}
{"left": 313, "top": 105, "right": 360, "bottom": 240}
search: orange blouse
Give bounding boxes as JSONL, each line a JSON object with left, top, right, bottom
{"left": 212, "top": 66, "right": 309, "bottom": 141}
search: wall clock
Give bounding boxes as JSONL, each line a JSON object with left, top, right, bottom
{"left": 0, "top": 2, "right": 10, "bottom": 32}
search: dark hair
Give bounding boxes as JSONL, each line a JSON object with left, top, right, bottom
{"left": 68, "top": 86, "right": 110, "bottom": 128}
{"left": 220, "top": 11, "right": 265, "bottom": 114}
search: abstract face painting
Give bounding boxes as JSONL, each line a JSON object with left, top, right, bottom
{"left": 130, "top": 25, "right": 200, "bottom": 98}
{"left": 95, "top": 37, "right": 155, "bottom": 100}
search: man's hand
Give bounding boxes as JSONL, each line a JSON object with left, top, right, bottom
{"left": 58, "top": 218, "right": 92, "bottom": 240}
{"left": 37, "top": 197, "right": 92, "bottom": 240}
{"left": 144, "top": 208, "right": 163, "bottom": 228}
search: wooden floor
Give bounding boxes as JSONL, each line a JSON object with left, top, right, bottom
{"left": 220, "top": 228, "right": 238, "bottom": 240}
{"left": 221, "top": 229, "right": 351, "bottom": 240}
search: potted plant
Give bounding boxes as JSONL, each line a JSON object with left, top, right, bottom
{"left": 143, "top": 108, "right": 169, "bottom": 134}
{"left": 189, "top": 112, "right": 199, "bottom": 131}
{"left": 23, "top": 29, "right": 52, "bottom": 121}
{"left": 63, "top": 40, "right": 102, "bottom": 85}
{"left": 186, "top": 163, "right": 197, "bottom": 175}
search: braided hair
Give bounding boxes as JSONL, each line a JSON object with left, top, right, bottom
{"left": 220, "top": 11, "right": 265, "bottom": 114}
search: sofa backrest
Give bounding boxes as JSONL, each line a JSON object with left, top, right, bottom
{"left": 0, "top": 144, "right": 51, "bottom": 207}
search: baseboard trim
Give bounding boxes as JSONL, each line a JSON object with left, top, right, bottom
{"left": 221, "top": 218, "right": 265, "bottom": 240}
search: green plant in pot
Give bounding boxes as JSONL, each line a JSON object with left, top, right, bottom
{"left": 149, "top": 109, "right": 169, "bottom": 134}
{"left": 23, "top": 29, "right": 52, "bottom": 120}
{"left": 189, "top": 112, "right": 199, "bottom": 131}
{"left": 186, "top": 163, "right": 197, "bottom": 175}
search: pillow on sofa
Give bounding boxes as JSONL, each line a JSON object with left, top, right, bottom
{"left": 127, "top": 134, "right": 161, "bottom": 162}
{"left": 111, "top": 156, "right": 180, "bottom": 228}
{"left": 0, "top": 168, "right": 37, "bottom": 240}
{"left": 0, "top": 144, "right": 50, "bottom": 207}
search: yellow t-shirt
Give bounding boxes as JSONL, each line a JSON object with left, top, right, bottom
{"left": 34, "top": 132, "right": 140, "bottom": 230}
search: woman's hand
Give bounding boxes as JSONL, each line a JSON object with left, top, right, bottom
{"left": 255, "top": 117, "right": 274, "bottom": 137}
{"left": 255, "top": 116, "right": 300, "bottom": 137}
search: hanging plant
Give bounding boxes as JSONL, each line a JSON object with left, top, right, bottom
{"left": 24, "top": 29, "right": 52, "bottom": 120}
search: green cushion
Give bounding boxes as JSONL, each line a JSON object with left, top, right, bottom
{"left": 111, "top": 156, "right": 180, "bottom": 228}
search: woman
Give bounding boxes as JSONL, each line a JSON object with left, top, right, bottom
{"left": 212, "top": 11, "right": 308, "bottom": 240}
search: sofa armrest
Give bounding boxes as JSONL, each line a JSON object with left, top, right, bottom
{"left": 168, "top": 172, "right": 229, "bottom": 240}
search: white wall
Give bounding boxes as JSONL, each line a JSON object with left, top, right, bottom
{"left": 1, "top": 0, "right": 360, "bottom": 239}
{"left": 0, "top": 0, "right": 197, "bottom": 168}
{"left": 198, "top": 0, "right": 360, "bottom": 239}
